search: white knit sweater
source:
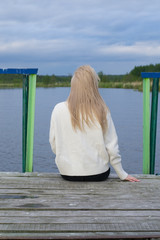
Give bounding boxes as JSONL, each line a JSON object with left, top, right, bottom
{"left": 49, "top": 102, "right": 128, "bottom": 180}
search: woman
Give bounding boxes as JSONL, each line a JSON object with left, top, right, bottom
{"left": 49, "top": 65, "right": 139, "bottom": 182}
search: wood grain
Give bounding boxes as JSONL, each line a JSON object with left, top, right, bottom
{"left": 0, "top": 173, "right": 160, "bottom": 239}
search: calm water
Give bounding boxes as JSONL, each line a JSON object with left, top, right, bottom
{"left": 0, "top": 88, "right": 160, "bottom": 174}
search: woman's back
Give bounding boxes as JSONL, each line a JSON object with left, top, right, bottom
{"left": 49, "top": 101, "right": 109, "bottom": 176}
{"left": 49, "top": 65, "right": 139, "bottom": 182}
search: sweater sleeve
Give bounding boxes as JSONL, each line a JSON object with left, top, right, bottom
{"left": 104, "top": 112, "right": 128, "bottom": 180}
{"left": 49, "top": 109, "right": 56, "bottom": 154}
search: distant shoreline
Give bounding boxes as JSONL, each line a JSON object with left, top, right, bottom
{"left": 0, "top": 81, "right": 143, "bottom": 91}
{"left": 1, "top": 63, "right": 160, "bottom": 92}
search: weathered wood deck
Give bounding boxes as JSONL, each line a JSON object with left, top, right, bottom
{"left": 0, "top": 172, "right": 160, "bottom": 239}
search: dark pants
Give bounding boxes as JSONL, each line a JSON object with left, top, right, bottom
{"left": 61, "top": 168, "right": 110, "bottom": 182}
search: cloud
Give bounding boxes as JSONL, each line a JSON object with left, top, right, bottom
{"left": 0, "top": 0, "right": 160, "bottom": 74}
{"left": 98, "top": 41, "right": 160, "bottom": 57}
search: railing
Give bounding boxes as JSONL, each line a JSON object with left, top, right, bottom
{"left": 141, "top": 72, "right": 159, "bottom": 174}
{"left": 0, "top": 69, "right": 159, "bottom": 174}
{"left": 0, "top": 68, "right": 38, "bottom": 172}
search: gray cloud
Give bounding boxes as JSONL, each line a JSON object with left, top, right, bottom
{"left": 0, "top": 0, "right": 160, "bottom": 74}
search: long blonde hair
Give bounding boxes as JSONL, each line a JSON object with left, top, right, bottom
{"left": 67, "top": 65, "right": 108, "bottom": 133}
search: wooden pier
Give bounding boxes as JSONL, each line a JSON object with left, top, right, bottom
{"left": 0, "top": 172, "right": 160, "bottom": 239}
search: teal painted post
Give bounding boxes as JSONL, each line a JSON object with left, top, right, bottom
{"left": 25, "top": 74, "right": 37, "bottom": 172}
{"left": 143, "top": 78, "right": 150, "bottom": 174}
{"left": 150, "top": 78, "right": 159, "bottom": 174}
{"left": 22, "top": 75, "right": 29, "bottom": 172}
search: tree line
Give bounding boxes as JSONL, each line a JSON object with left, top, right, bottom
{"left": 98, "top": 63, "right": 160, "bottom": 82}
{"left": 0, "top": 63, "right": 160, "bottom": 87}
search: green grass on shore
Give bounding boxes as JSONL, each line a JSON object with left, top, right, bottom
{"left": 0, "top": 81, "right": 143, "bottom": 91}
{"left": 1, "top": 63, "right": 160, "bottom": 91}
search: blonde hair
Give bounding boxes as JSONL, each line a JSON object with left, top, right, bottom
{"left": 67, "top": 65, "right": 108, "bottom": 133}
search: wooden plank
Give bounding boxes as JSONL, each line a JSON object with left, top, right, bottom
{"left": 0, "top": 68, "right": 38, "bottom": 75}
{"left": 0, "top": 173, "right": 160, "bottom": 239}
{"left": 0, "top": 222, "right": 160, "bottom": 232}
{"left": 141, "top": 72, "right": 160, "bottom": 78}
{"left": 0, "top": 180, "right": 160, "bottom": 192}
{"left": 0, "top": 190, "right": 160, "bottom": 207}
{"left": 0, "top": 232, "right": 160, "bottom": 239}
{"left": 1, "top": 176, "right": 160, "bottom": 184}
{"left": 0, "top": 210, "right": 160, "bottom": 217}
{"left": 0, "top": 186, "right": 160, "bottom": 196}
{"left": 0, "top": 173, "right": 159, "bottom": 181}
{"left": 0, "top": 197, "right": 160, "bottom": 210}
{"left": 0, "top": 172, "right": 158, "bottom": 178}
{"left": 0, "top": 216, "right": 160, "bottom": 224}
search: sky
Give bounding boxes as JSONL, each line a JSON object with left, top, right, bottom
{"left": 0, "top": 0, "right": 160, "bottom": 75}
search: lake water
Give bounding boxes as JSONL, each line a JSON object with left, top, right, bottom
{"left": 0, "top": 87, "right": 160, "bottom": 175}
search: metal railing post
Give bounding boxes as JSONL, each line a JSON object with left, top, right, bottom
{"left": 0, "top": 68, "right": 38, "bottom": 173}
{"left": 25, "top": 74, "right": 37, "bottom": 172}
{"left": 22, "top": 75, "right": 29, "bottom": 172}
{"left": 142, "top": 72, "right": 160, "bottom": 175}
{"left": 150, "top": 78, "right": 159, "bottom": 174}
{"left": 143, "top": 78, "right": 150, "bottom": 174}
